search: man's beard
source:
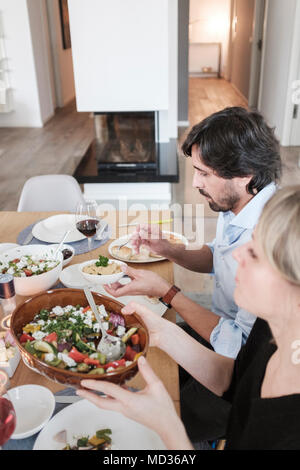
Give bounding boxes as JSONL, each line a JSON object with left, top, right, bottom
{"left": 198, "top": 187, "right": 240, "bottom": 212}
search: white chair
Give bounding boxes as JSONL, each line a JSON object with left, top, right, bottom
{"left": 17, "top": 175, "right": 86, "bottom": 212}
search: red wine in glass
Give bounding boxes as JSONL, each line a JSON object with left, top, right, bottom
{"left": 76, "top": 219, "right": 99, "bottom": 238}
{"left": 0, "top": 397, "right": 16, "bottom": 447}
{"left": 75, "top": 201, "right": 99, "bottom": 251}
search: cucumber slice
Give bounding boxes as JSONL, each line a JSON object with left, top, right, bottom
{"left": 121, "top": 327, "right": 138, "bottom": 343}
{"left": 45, "top": 357, "right": 61, "bottom": 367}
{"left": 24, "top": 340, "right": 36, "bottom": 355}
{"left": 87, "top": 367, "right": 105, "bottom": 375}
{"left": 76, "top": 339, "right": 96, "bottom": 354}
{"left": 90, "top": 352, "right": 106, "bottom": 364}
{"left": 77, "top": 362, "right": 90, "bottom": 373}
{"left": 33, "top": 340, "right": 57, "bottom": 354}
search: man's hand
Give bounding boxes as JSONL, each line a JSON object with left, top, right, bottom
{"left": 104, "top": 264, "right": 171, "bottom": 298}
{"left": 131, "top": 224, "right": 175, "bottom": 257}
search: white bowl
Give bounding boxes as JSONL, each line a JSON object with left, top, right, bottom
{"left": 5, "top": 384, "right": 55, "bottom": 439}
{"left": 0, "top": 243, "right": 19, "bottom": 255}
{"left": 78, "top": 259, "right": 127, "bottom": 285}
{"left": 0, "top": 245, "right": 63, "bottom": 296}
{"left": 48, "top": 243, "right": 75, "bottom": 267}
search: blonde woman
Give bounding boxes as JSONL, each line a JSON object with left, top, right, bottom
{"left": 77, "top": 186, "right": 300, "bottom": 450}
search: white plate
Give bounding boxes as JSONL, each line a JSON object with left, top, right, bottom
{"left": 32, "top": 214, "right": 86, "bottom": 243}
{"left": 5, "top": 385, "right": 55, "bottom": 439}
{"left": 0, "top": 243, "right": 19, "bottom": 255}
{"left": 108, "top": 231, "right": 188, "bottom": 263}
{"left": 59, "top": 264, "right": 168, "bottom": 317}
{"left": 33, "top": 399, "right": 166, "bottom": 450}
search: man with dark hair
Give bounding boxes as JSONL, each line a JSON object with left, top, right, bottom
{"left": 182, "top": 106, "right": 281, "bottom": 196}
{"left": 104, "top": 106, "right": 282, "bottom": 442}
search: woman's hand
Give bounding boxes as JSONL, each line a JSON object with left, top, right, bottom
{"left": 104, "top": 264, "right": 171, "bottom": 298}
{"left": 76, "top": 356, "right": 193, "bottom": 450}
{"left": 121, "top": 301, "right": 169, "bottom": 348}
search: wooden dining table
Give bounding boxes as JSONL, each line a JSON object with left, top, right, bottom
{"left": 0, "top": 210, "right": 180, "bottom": 416}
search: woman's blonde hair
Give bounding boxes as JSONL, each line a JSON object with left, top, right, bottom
{"left": 256, "top": 185, "right": 300, "bottom": 286}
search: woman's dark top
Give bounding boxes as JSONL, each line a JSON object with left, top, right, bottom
{"left": 224, "top": 318, "right": 300, "bottom": 450}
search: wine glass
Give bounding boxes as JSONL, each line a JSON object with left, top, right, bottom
{"left": 0, "top": 395, "right": 16, "bottom": 449}
{"left": 75, "top": 200, "right": 100, "bottom": 252}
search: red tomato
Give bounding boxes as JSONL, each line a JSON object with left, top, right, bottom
{"left": 83, "top": 358, "right": 101, "bottom": 367}
{"left": 68, "top": 347, "right": 88, "bottom": 363}
{"left": 124, "top": 345, "right": 136, "bottom": 361}
{"left": 103, "top": 359, "right": 126, "bottom": 370}
{"left": 20, "top": 333, "right": 34, "bottom": 343}
{"left": 44, "top": 332, "right": 58, "bottom": 344}
{"left": 23, "top": 268, "right": 33, "bottom": 277}
{"left": 130, "top": 334, "right": 140, "bottom": 346}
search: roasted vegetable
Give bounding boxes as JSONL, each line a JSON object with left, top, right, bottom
{"left": 121, "top": 327, "right": 138, "bottom": 343}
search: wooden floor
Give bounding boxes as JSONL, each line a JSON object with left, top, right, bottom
{"left": 0, "top": 101, "right": 94, "bottom": 211}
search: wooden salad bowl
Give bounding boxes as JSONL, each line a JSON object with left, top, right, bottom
{"left": 10, "top": 288, "right": 149, "bottom": 388}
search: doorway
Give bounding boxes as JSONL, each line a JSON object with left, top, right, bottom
{"left": 187, "top": 0, "right": 265, "bottom": 107}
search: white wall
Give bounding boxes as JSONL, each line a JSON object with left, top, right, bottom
{"left": 189, "top": 0, "right": 231, "bottom": 76}
{"left": 68, "top": 0, "right": 177, "bottom": 141}
{"left": 46, "top": 0, "right": 75, "bottom": 107}
{"left": 27, "top": 0, "right": 55, "bottom": 123}
{"left": 258, "top": 0, "right": 299, "bottom": 145}
{"left": 68, "top": 0, "right": 169, "bottom": 112}
{"left": 229, "top": 0, "right": 255, "bottom": 100}
{"left": 0, "top": 0, "right": 54, "bottom": 127}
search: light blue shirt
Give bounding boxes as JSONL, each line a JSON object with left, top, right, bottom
{"left": 207, "top": 183, "right": 277, "bottom": 359}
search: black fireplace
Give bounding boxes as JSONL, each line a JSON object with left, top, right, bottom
{"left": 94, "top": 111, "right": 157, "bottom": 171}
{"left": 73, "top": 111, "right": 179, "bottom": 184}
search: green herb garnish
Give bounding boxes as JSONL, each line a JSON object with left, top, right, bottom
{"left": 77, "top": 436, "right": 89, "bottom": 447}
{"left": 95, "top": 255, "right": 109, "bottom": 267}
{"left": 96, "top": 428, "right": 112, "bottom": 443}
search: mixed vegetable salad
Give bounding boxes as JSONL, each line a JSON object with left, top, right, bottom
{"left": 62, "top": 428, "right": 113, "bottom": 450}
{"left": 19, "top": 303, "right": 142, "bottom": 374}
{"left": 0, "top": 254, "right": 59, "bottom": 277}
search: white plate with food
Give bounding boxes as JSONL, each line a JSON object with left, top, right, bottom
{"left": 108, "top": 231, "right": 188, "bottom": 264}
{"left": 32, "top": 214, "right": 86, "bottom": 244}
{"left": 59, "top": 264, "right": 168, "bottom": 317}
{"left": 33, "top": 400, "right": 166, "bottom": 450}
{"left": 33, "top": 398, "right": 166, "bottom": 450}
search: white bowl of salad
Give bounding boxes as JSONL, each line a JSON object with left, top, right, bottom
{"left": 79, "top": 255, "right": 127, "bottom": 285}
{"left": 0, "top": 245, "right": 63, "bottom": 296}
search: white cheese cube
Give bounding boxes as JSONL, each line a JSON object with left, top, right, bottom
{"left": 32, "top": 330, "right": 47, "bottom": 341}
{"left": 58, "top": 353, "right": 77, "bottom": 368}
{"left": 116, "top": 326, "right": 126, "bottom": 337}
